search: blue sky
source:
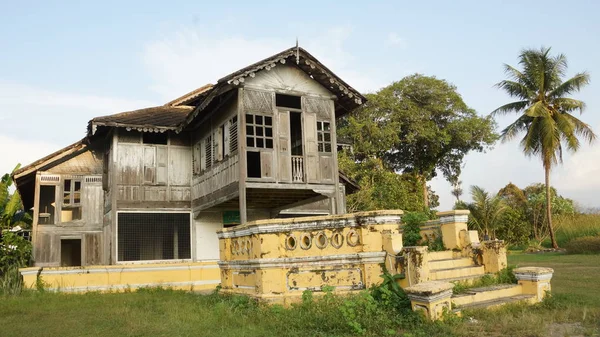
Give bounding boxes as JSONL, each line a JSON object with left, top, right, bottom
{"left": 1, "top": 0, "right": 599, "bottom": 210}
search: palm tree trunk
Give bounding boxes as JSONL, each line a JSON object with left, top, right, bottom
{"left": 545, "top": 165, "right": 558, "bottom": 249}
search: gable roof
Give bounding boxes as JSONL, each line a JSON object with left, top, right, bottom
{"left": 178, "top": 46, "right": 367, "bottom": 131}
{"left": 88, "top": 105, "right": 193, "bottom": 136}
{"left": 164, "top": 84, "right": 214, "bottom": 107}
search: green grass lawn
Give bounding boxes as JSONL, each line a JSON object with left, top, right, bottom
{"left": 1, "top": 253, "right": 599, "bottom": 337}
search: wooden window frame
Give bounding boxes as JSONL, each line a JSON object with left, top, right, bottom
{"left": 245, "top": 113, "right": 274, "bottom": 150}
{"left": 317, "top": 121, "right": 332, "bottom": 153}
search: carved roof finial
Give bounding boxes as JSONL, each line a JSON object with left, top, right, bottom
{"left": 295, "top": 37, "right": 300, "bottom": 64}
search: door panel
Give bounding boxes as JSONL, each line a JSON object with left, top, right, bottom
{"left": 303, "top": 112, "right": 319, "bottom": 183}
{"left": 278, "top": 111, "right": 291, "bottom": 182}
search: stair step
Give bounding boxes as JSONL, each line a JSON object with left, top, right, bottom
{"left": 452, "top": 284, "right": 523, "bottom": 307}
{"left": 436, "top": 273, "right": 494, "bottom": 285}
{"left": 427, "top": 250, "right": 455, "bottom": 261}
{"left": 430, "top": 265, "right": 485, "bottom": 281}
{"left": 454, "top": 294, "right": 536, "bottom": 311}
{"left": 429, "top": 257, "right": 473, "bottom": 270}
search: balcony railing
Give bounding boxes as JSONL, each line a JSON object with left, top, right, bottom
{"left": 291, "top": 156, "right": 304, "bottom": 183}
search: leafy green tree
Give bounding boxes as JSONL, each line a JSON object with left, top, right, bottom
{"left": 0, "top": 165, "right": 31, "bottom": 231}
{"left": 343, "top": 74, "right": 497, "bottom": 207}
{"left": 465, "top": 186, "right": 507, "bottom": 239}
{"left": 338, "top": 153, "right": 424, "bottom": 212}
{"left": 493, "top": 47, "right": 596, "bottom": 248}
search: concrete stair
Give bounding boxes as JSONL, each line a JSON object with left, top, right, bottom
{"left": 423, "top": 251, "right": 537, "bottom": 314}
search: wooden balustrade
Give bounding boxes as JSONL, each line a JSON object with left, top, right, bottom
{"left": 291, "top": 156, "right": 304, "bottom": 182}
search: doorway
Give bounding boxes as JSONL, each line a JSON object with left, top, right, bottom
{"left": 60, "top": 239, "right": 82, "bottom": 267}
{"left": 290, "top": 112, "right": 303, "bottom": 155}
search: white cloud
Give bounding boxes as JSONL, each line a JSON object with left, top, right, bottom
{"left": 0, "top": 81, "right": 156, "bottom": 115}
{"left": 0, "top": 135, "right": 61, "bottom": 177}
{"left": 385, "top": 33, "right": 405, "bottom": 47}
{"left": 142, "top": 26, "right": 384, "bottom": 100}
{"left": 0, "top": 81, "right": 157, "bottom": 177}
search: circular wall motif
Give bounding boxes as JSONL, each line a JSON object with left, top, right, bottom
{"left": 331, "top": 232, "right": 344, "bottom": 249}
{"left": 315, "top": 231, "right": 328, "bottom": 249}
{"left": 300, "top": 233, "right": 312, "bottom": 250}
{"left": 347, "top": 230, "right": 360, "bottom": 247}
{"left": 285, "top": 234, "right": 298, "bottom": 250}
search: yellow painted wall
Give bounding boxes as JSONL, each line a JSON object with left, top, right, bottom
{"left": 20, "top": 261, "right": 220, "bottom": 292}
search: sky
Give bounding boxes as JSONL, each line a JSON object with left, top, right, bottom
{"left": 1, "top": 0, "right": 599, "bottom": 211}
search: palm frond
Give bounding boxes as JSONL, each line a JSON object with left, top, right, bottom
{"left": 499, "top": 115, "right": 531, "bottom": 142}
{"left": 491, "top": 100, "right": 529, "bottom": 116}
{"left": 495, "top": 80, "right": 533, "bottom": 100}
{"left": 553, "top": 97, "right": 586, "bottom": 113}
{"left": 525, "top": 101, "right": 550, "bottom": 118}
{"left": 548, "top": 72, "right": 591, "bottom": 99}
{"left": 560, "top": 112, "right": 597, "bottom": 144}
{"left": 554, "top": 112, "right": 579, "bottom": 152}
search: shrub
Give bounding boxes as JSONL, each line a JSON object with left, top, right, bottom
{"left": 0, "top": 232, "right": 32, "bottom": 271}
{"left": 403, "top": 212, "right": 429, "bottom": 246}
{"left": 564, "top": 236, "right": 600, "bottom": 254}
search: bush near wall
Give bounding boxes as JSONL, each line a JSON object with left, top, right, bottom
{"left": 564, "top": 236, "right": 600, "bottom": 254}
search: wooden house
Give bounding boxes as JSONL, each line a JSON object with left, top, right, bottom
{"left": 13, "top": 47, "right": 365, "bottom": 267}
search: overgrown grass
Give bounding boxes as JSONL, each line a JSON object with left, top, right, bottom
{"left": 554, "top": 213, "right": 600, "bottom": 248}
{"left": 0, "top": 287, "right": 455, "bottom": 337}
{"left": 1, "top": 253, "right": 598, "bottom": 337}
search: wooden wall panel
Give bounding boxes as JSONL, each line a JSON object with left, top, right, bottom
{"left": 169, "top": 147, "right": 191, "bottom": 186}
{"left": 85, "top": 233, "right": 102, "bottom": 265}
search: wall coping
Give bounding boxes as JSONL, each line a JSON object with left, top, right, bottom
{"left": 514, "top": 267, "right": 554, "bottom": 281}
{"left": 436, "top": 210, "right": 470, "bottom": 217}
{"left": 217, "top": 210, "right": 404, "bottom": 238}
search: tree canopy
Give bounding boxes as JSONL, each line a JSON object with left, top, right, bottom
{"left": 339, "top": 74, "right": 497, "bottom": 207}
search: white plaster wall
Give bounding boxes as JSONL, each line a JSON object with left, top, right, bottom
{"left": 194, "top": 211, "right": 222, "bottom": 261}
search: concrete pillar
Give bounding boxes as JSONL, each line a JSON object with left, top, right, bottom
{"left": 405, "top": 281, "right": 454, "bottom": 320}
{"left": 514, "top": 267, "right": 554, "bottom": 301}
{"left": 481, "top": 240, "right": 507, "bottom": 273}
{"left": 401, "top": 246, "right": 429, "bottom": 287}
{"left": 436, "top": 210, "right": 470, "bottom": 250}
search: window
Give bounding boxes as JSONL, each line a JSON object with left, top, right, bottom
{"left": 62, "top": 179, "right": 82, "bottom": 221}
{"left": 38, "top": 185, "right": 56, "bottom": 225}
{"left": 276, "top": 94, "right": 302, "bottom": 109}
{"left": 317, "top": 121, "right": 332, "bottom": 153}
{"left": 117, "top": 212, "right": 191, "bottom": 262}
{"left": 142, "top": 132, "right": 168, "bottom": 145}
{"left": 246, "top": 114, "right": 273, "bottom": 149}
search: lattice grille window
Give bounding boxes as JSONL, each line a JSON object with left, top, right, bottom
{"left": 246, "top": 113, "right": 273, "bottom": 149}
{"left": 117, "top": 212, "right": 191, "bottom": 262}
{"left": 317, "top": 121, "right": 332, "bottom": 153}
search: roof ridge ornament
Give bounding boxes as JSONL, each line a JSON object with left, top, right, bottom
{"left": 296, "top": 37, "right": 300, "bottom": 65}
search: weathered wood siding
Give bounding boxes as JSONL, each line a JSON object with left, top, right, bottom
{"left": 191, "top": 96, "right": 239, "bottom": 211}
{"left": 114, "top": 130, "right": 192, "bottom": 208}
{"left": 241, "top": 65, "right": 338, "bottom": 187}
{"left": 32, "top": 149, "right": 105, "bottom": 267}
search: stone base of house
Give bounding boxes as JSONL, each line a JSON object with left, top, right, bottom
{"left": 19, "top": 261, "right": 220, "bottom": 293}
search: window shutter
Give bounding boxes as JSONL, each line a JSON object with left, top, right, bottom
{"left": 229, "top": 117, "right": 238, "bottom": 154}
{"left": 223, "top": 123, "right": 230, "bottom": 157}
{"left": 143, "top": 146, "right": 156, "bottom": 184}
{"left": 156, "top": 147, "right": 168, "bottom": 185}
{"left": 205, "top": 135, "right": 212, "bottom": 169}
{"left": 200, "top": 139, "right": 206, "bottom": 171}
{"left": 193, "top": 142, "right": 201, "bottom": 174}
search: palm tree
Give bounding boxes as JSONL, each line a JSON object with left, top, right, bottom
{"left": 466, "top": 186, "right": 506, "bottom": 240}
{"left": 492, "top": 47, "right": 596, "bottom": 248}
